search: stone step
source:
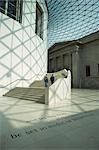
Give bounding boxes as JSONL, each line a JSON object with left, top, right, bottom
{"left": 4, "top": 87, "right": 45, "bottom": 96}
{"left": 4, "top": 87, "right": 45, "bottom": 104}
{"left": 9, "top": 95, "right": 45, "bottom": 103}
{"left": 7, "top": 92, "right": 45, "bottom": 97}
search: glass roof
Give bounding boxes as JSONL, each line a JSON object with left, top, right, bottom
{"left": 46, "top": 0, "right": 99, "bottom": 47}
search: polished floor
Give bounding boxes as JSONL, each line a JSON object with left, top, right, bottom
{"left": 0, "top": 89, "right": 99, "bottom": 150}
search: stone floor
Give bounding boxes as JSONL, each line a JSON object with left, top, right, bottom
{"left": 0, "top": 89, "right": 99, "bottom": 150}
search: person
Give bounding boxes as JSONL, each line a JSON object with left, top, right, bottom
{"left": 44, "top": 74, "right": 48, "bottom": 87}
{"left": 50, "top": 74, "right": 55, "bottom": 85}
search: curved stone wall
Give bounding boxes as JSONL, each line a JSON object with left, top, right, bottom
{"left": 0, "top": 0, "right": 48, "bottom": 95}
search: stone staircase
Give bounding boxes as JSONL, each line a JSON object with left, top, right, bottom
{"left": 3, "top": 69, "right": 68, "bottom": 104}
{"left": 4, "top": 87, "right": 45, "bottom": 104}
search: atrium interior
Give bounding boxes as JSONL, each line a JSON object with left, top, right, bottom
{"left": 0, "top": 0, "right": 99, "bottom": 149}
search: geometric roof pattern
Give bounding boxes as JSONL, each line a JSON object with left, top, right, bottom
{"left": 46, "top": 0, "right": 99, "bottom": 47}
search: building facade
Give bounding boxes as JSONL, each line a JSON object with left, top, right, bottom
{"left": 48, "top": 32, "right": 99, "bottom": 89}
{"left": 0, "top": 0, "right": 48, "bottom": 95}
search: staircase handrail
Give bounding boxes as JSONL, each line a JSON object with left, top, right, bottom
{"left": 0, "top": 79, "right": 27, "bottom": 88}
{"left": 0, "top": 74, "right": 43, "bottom": 88}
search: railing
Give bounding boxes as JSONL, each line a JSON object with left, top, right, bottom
{"left": 0, "top": 74, "right": 45, "bottom": 96}
{"left": 0, "top": 73, "right": 44, "bottom": 89}
{"left": 0, "top": 79, "right": 25, "bottom": 88}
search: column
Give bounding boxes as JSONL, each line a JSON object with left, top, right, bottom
{"left": 60, "top": 54, "right": 63, "bottom": 69}
{"left": 72, "top": 45, "right": 80, "bottom": 88}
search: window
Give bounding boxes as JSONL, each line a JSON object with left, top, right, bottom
{"left": 35, "top": 2, "right": 43, "bottom": 39}
{"left": 86, "top": 65, "right": 90, "bottom": 76}
{"left": 0, "top": 0, "right": 6, "bottom": 14}
{"left": 98, "top": 64, "right": 99, "bottom": 74}
{"left": 0, "top": 0, "right": 23, "bottom": 23}
{"left": 7, "top": 0, "right": 17, "bottom": 20}
{"left": 7, "top": 0, "right": 23, "bottom": 23}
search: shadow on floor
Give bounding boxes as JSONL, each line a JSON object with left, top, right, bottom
{"left": 0, "top": 107, "right": 99, "bottom": 150}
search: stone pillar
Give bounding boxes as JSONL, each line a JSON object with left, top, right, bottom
{"left": 69, "top": 53, "right": 72, "bottom": 70}
{"left": 60, "top": 54, "right": 63, "bottom": 69}
{"left": 54, "top": 56, "right": 56, "bottom": 72}
{"left": 72, "top": 45, "right": 80, "bottom": 88}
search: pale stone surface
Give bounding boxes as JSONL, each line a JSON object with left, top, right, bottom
{"left": 48, "top": 71, "right": 71, "bottom": 105}
{"left": 0, "top": 0, "right": 48, "bottom": 96}
{"left": 0, "top": 89, "right": 99, "bottom": 150}
{"left": 46, "top": 70, "right": 71, "bottom": 106}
